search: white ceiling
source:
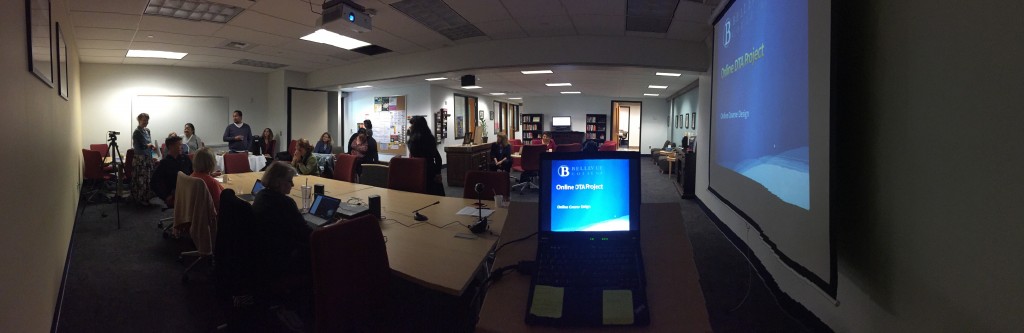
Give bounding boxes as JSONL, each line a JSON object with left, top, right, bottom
{"left": 68, "top": 0, "right": 717, "bottom": 97}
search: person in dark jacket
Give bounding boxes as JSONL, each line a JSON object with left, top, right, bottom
{"left": 490, "top": 133, "right": 512, "bottom": 172}
{"left": 406, "top": 116, "right": 445, "bottom": 196}
{"left": 151, "top": 135, "right": 193, "bottom": 205}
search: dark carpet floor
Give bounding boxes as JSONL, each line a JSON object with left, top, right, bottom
{"left": 57, "top": 160, "right": 812, "bottom": 332}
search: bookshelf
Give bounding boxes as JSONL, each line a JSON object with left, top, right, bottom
{"left": 521, "top": 113, "right": 543, "bottom": 141}
{"left": 434, "top": 108, "right": 449, "bottom": 143}
{"left": 585, "top": 114, "right": 608, "bottom": 143}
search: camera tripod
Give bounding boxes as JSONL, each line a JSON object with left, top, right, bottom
{"left": 104, "top": 133, "right": 124, "bottom": 229}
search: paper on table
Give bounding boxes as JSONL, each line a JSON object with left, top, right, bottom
{"left": 529, "top": 285, "right": 564, "bottom": 318}
{"left": 214, "top": 176, "right": 224, "bottom": 183}
{"left": 456, "top": 206, "right": 494, "bottom": 217}
{"left": 602, "top": 290, "right": 635, "bottom": 325}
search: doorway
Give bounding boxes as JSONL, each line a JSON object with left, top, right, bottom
{"left": 610, "top": 101, "right": 641, "bottom": 152}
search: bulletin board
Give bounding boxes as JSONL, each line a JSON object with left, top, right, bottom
{"left": 365, "top": 96, "right": 408, "bottom": 155}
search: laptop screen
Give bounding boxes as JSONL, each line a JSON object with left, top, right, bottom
{"left": 540, "top": 152, "right": 640, "bottom": 233}
{"left": 309, "top": 194, "right": 342, "bottom": 219}
{"left": 251, "top": 180, "right": 265, "bottom": 195}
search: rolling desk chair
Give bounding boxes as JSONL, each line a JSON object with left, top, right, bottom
{"left": 333, "top": 153, "right": 357, "bottom": 183}
{"left": 387, "top": 157, "right": 427, "bottom": 194}
{"left": 310, "top": 215, "right": 391, "bottom": 332}
{"left": 512, "top": 145, "right": 545, "bottom": 194}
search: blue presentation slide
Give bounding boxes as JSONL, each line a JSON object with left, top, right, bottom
{"left": 548, "top": 159, "right": 630, "bottom": 232}
{"left": 713, "top": 0, "right": 810, "bottom": 209}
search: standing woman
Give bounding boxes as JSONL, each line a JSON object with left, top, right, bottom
{"left": 491, "top": 133, "right": 512, "bottom": 172}
{"left": 182, "top": 123, "right": 205, "bottom": 154}
{"left": 132, "top": 113, "right": 158, "bottom": 205}
{"left": 314, "top": 132, "right": 333, "bottom": 154}
{"left": 406, "top": 116, "right": 444, "bottom": 196}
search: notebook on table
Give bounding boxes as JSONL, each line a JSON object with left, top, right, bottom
{"left": 237, "top": 179, "right": 264, "bottom": 202}
{"left": 304, "top": 194, "right": 342, "bottom": 227}
{"left": 525, "top": 151, "right": 649, "bottom": 327}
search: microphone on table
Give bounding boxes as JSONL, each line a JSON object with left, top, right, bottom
{"left": 470, "top": 183, "right": 489, "bottom": 234}
{"left": 412, "top": 201, "right": 440, "bottom": 221}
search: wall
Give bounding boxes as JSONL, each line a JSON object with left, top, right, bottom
{"left": 520, "top": 95, "right": 670, "bottom": 152}
{"left": 694, "top": 1, "right": 1024, "bottom": 332}
{"left": 671, "top": 87, "right": 698, "bottom": 143}
{"left": 80, "top": 64, "right": 269, "bottom": 151}
{"left": 0, "top": 0, "right": 82, "bottom": 331}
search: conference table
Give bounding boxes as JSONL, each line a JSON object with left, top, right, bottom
{"left": 476, "top": 202, "right": 712, "bottom": 332}
{"left": 221, "top": 172, "right": 507, "bottom": 296}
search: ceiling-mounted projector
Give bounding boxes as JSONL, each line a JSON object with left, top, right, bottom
{"left": 319, "top": 0, "right": 372, "bottom": 33}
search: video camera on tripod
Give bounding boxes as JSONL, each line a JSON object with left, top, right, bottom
{"left": 107, "top": 130, "right": 120, "bottom": 143}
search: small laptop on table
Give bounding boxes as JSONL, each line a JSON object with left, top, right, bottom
{"left": 304, "top": 194, "right": 342, "bottom": 227}
{"left": 237, "top": 179, "right": 264, "bottom": 202}
{"left": 525, "top": 151, "right": 649, "bottom": 327}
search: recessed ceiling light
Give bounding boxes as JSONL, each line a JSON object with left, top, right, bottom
{"left": 301, "top": 29, "right": 370, "bottom": 50}
{"left": 126, "top": 49, "right": 187, "bottom": 59}
{"left": 546, "top": 83, "right": 572, "bottom": 87}
{"left": 490, "top": 93, "right": 506, "bottom": 96}
{"left": 644, "top": 93, "right": 660, "bottom": 97}
{"left": 462, "top": 85, "right": 482, "bottom": 89}
{"left": 521, "top": 70, "right": 553, "bottom": 74}
{"left": 353, "top": 85, "right": 372, "bottom": 88}
{"left": 508, "top": 97, "right": 522, "bottom": 100}
{"left": 560, "top": 91, "right": 581, "bottom": 94}
{"left": 425, "top": 77, "right": 447, "bottom": 81}
{"left": 656, "top": 72, "right": 682, "bottom": 77}
{"left": 649, "top": 85, "right": 668, "bottom": 89}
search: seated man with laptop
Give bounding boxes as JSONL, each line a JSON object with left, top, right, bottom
{"left": 526, "top": 151, "right": 649, "bottom": 327}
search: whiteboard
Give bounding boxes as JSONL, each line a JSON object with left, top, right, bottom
{"left": 131, "top": 95, "right": 230, "bottom": 150}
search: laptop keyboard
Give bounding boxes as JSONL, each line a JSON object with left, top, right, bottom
{"left": 535, "top": 242, "right": 641, "bottom": 289}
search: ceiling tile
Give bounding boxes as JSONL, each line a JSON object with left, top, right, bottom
{"left": 561, "top": 0, "right": 625, "bottom": 16}
{"left": 181, "top": 54, "right": 237, "bottom": 63}
{"left": 666, "top": 19, "right": 710, "bottom": 42}
{"left": 70, "top": 0, "right": 149, "bottom": 16}
{"left": 625, "top": 30, "right": 666, "bottom": 38}
{"left": 138, "top": 15, "right": 226, "bottom": 36}
{"left": 500, "top": 0, "right": 567, "bottom": 18}
{"left": 516, "top": 15, "right": 577, "bottom": 37}
{"left": 213, "top": 25, "right": 292, "bottom": 47}
{"left": 122, "top": 57, "right": 180, "bottom": 66}
{"left": 673, "top": 1, "right": 714, "bottom": 23}
{"left": 367, "top": 4, "right": 448, "bottom": 42}
{"left": 72, "top": 11, "right": 141, "bottom": 30}
{"left": 74, "top": 27, "right": 137, "bottom": 41}
{"left": 228, "top": 10, "right": 315, "bottom": 39}
{"left": 444, "top": 0, "right": 511, "bottom": 23}
{"left": 124, "top": 41, "right": 194, "bottom": 53}
{"left": 135, "top": 30, "right": 226, "bottom": 48}
{"left": 475, "top": 19, "right": 527, "bottom": 39}
{"left": 248, "top": 0, "right": 320, "bottom": 27}
{"left": 570, "top": 15, "right": 624, "bottom": 36}
{"left": 79, "top": 48, "right": 128, "bottom": 57}
{"left": 79, "top": 55, "right": 124, "bottom": 64}
{"left": 77, "top": 39, "right": 132, "bottom": 49}
{"left": 211, "top": 0, "right": 256, "bottom": 9}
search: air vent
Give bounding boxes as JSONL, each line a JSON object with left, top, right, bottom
{"left": 218, "top": 40, "right": 256, "bottom": 51}
{"left": 144, "top": 0, "right": 244, "bottom": 23}
{"left": 232, "top": 59, "right": 287, "bottom": 69}
{"left": 350, "top": 45, "right": 392, "bottom": 56}
{"left": 390, "top": 0, "right": 485, "bottom": 41}
{"left": 626, "top": 0, "right": 681, "bottom": 33}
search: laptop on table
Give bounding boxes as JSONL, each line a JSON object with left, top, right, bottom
{"left": 304, "top": 194, "right": 342, "bottom": 227}
{"left": 237, "top": 179, "right": 264, "bottom": 201}
{"left": 525, "top": 151, "right": 649, "bottom": 326}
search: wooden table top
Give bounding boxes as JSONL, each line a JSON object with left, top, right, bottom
{"left": 476, "top": 202, "right": 711, "bottom": 332}
{"left": 221, "top": 172, "right": 508, "bottom": 296}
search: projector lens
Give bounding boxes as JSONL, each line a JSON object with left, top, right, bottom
{"left": 348, "top": 13, "right": 355, "bottom": 22}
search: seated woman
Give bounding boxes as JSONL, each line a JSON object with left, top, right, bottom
{"left": 252, "top": 162, "right": 312, "bottom": 293}
{"left": 314, "top": 132, "right": 333, "bottom": 154}
{"left": 182, "top": 123, "right": 205, "bottom": 154}
{"left": 189, "top": 147, "right": 223, "bottom": 211}
{"left": 291, "top": 138, "right": 319, "bottom": 176}
{"left": 490, "top": 133, "right": 512, "bottom": 172}
{"left": 540, "top": 132, "right": 557, "bottom": 151}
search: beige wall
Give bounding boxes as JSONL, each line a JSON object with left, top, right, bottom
{"left": 0, "top": 0, "right": 82, "bottom": 331}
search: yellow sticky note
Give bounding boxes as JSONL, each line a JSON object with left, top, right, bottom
{"left": 529, "top": 285, "right": 564, "bottom": 318}
{"left": 602, "top": 290, "right": 635, "bottom": 325}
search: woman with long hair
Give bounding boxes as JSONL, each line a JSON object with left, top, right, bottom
{"left": 291, "top": 138, "right": 319, "bottom": 176}
{"left": 131, "top": 113, "right": 157, "bottom": 206}
{"left": 406, "top": 116, "right": 445, "bottom": 196}
{"left": 314, "top": 132, "right": 333, "bottom": 154}
{"left": 491, "top": 133, "right": 512, "bottom": 172}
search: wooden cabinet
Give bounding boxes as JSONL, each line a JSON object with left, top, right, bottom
{"left": 444, "top": 143, "right": 491, "bottom": 187}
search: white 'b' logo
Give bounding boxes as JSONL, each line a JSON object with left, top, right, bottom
{"left": 558, "top": 165, "right": 570, "bottom": 177}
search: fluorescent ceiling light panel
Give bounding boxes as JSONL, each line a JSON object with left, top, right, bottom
{"left": 656, "top": 72, "right": 682, "bottom": 77}
{"left": 546, "top": 83, "right": 572, "bottom": 87}
{"left": 644, "top": 93, "right": 660, "bottom": 97}
{"left": 649, "top": 85, "right": 668, "bottom": 89}
{"left": 521, "top": 70, "right": 553, "bottom": 74}
{"left": 425, "top": 77, "right": 447, "bottom": 81}
{"left": 126, "top": 49, "right": 187, "bottom": 59}
{"left": 353, "top": 85, "right": 372, "bottom": 88}
{"left": 462, "top": 85, "right": 482, "bottom": 89}
{"left": 560, "top": 91, "right": 581, "bottom": 94}
{"left": 490, "top": 93, "right": 506, "bottom": 95}
{"left": 301, "top": 29, "right": 370, "bottom": 50}
{"left": 508, "top": 97, "right": 522, "bottom": 100}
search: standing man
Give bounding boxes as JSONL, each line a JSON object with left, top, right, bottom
{"left": 223, "top": 110, "right": 252, "bottom": 153}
